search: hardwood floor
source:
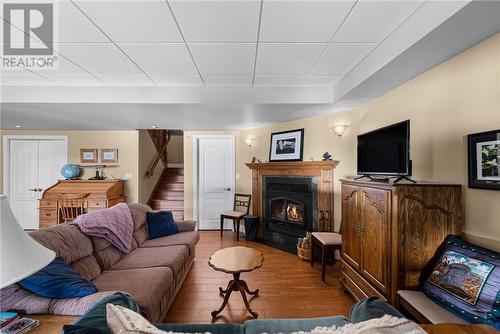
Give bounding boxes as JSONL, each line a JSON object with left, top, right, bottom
{"left": 164, "top": 231, "right": 355, "bottom": 324}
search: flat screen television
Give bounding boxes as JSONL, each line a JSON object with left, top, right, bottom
{"left": 357, "top": 120, "right": 411, "bottom": 176}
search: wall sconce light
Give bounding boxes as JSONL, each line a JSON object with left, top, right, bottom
{"left": 330, "top": 124, "right": 349, "bottom": 138}
{"left": 245, "top": 138, "right": 255, "bottom": 147}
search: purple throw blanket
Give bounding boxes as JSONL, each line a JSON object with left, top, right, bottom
{"left": 75, "top": 203, "right": 134, "bottom": 254}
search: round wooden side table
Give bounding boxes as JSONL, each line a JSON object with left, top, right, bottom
{"left": 208, "top": 246, "right": 264, "bottom": 319}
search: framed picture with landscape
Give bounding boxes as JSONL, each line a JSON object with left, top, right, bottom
{"left": 269, "top": 128, "right": 304, "bottom": 162}
{"left": 80, "top": 148, "right": 98, "bottom": 163}
{"left": 467, "top": 129, "right": 500, "bottom": 190}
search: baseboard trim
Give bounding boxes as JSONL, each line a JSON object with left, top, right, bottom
{"left": 167, "top": 163, "right": 183, "bottom": 168}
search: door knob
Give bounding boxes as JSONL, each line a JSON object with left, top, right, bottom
{"left": 28, "top": 188, "right": 37, "bottom": 192}
{"left": 224, "top": 187, "right": 232, "bottom": 191}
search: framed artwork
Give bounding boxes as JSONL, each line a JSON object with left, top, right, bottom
{"left": 467, "top": 129, "right": 500, "bottom": 190}
{"left": 101, "top": 149, "right": 118, "bottom": 163}
{"left": 80, "top": 149, "right": 98, "bottom": 163}
{"left": 269, "top": 128, "right": 304, "bottom": 162}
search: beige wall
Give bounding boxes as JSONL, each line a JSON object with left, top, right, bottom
{"left": 183, "top": 131, "right": 240, "bottom": 220}
{"left": 237, "top": 109, "right": 363, "bottom": 231}
{"left": 167, "top": 134, "right": 184, "bottom": 164}
{"left": 138, "top": 130, "right": 165, "bottom": 203}
{"left": 183, "top": 33, "right": 500, "bottom": 250}
{"left": 0, "top": 130, "right": 140, "bottom": 203}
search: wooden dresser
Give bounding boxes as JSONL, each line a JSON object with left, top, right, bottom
{"left": 39, "top": 180, "right": 125, "bottom": 228}
{"left": 339, "top": 179, "right": 462, "bottom": 307}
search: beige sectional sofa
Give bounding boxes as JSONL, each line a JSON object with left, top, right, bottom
{"left": 0, "top": 203, "right": 199, "bottom": 323}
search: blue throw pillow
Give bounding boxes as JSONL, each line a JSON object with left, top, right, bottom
{"left": 146, "top": 211, "right": 179, "bottom": 240}
{"left": 19, "top": 258, "right": 97, "bottom": 299}
{"left": 422, "top": 236, "right": 500, "bottom": 329}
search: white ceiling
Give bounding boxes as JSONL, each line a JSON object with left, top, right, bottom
{"left": 1, "top": 0, "right": 461, "bottom": 88}
{"left": 1, "top": 0, "right": 499, "bottom": 130}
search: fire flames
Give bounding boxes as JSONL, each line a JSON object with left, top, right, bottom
{"left": 287, "top": 204, "right": 303, "bottom": 222}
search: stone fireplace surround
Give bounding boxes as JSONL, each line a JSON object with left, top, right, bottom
{"left": 246, "top": 161, "right": 339, "bottom": 254}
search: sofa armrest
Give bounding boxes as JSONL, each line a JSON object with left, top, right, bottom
{"left": 349, "top": 297, "right": 404, "bottom": 323}
{"left": 176, "top": 220, "right": 197, "bottom": 232}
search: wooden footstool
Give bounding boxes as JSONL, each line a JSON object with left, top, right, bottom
{"left": 311, "top": 232, "right": 342, "bottom": 281}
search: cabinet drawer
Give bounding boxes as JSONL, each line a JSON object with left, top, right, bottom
{"left": 39, "top": 208, "right": 57, "bottom": 221}
{"left": 39, "top": 221, "right": 56, "bottom": 229}
{"left": 87, "top": 199, "right": 107, "bottom": 208}
{"left": 39, "top": 199, "right": 57, "bottom": 208}
{"left": 341, "top": 259, "right": 387, "bottom": 301}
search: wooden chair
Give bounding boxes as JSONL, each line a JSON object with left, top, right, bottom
{"left": 310, "top": 223, "right": 342, "bottom": 282}
{"left": 220, "top": 193, "right": 251, "bottom": 241}
{"left": 58, "top": 194, "right": 88, "bottom": 223}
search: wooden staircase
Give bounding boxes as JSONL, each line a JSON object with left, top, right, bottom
{"left": 149, "top": 167, "right": 184, "bottom": 221}
{"left": 146, "top": 129, "right": 184, "bottom": 220}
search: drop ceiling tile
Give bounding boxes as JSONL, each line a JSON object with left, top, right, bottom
{"left": 204, "top": 76, "right": 253, "bottom": 87}
{"left": 303, "top": 75, "right": 343, "bottom": 87}
{"left": 334, "top": 0, "right": 424, "bottom": 42}
{"left": 189, "top": 43, "right": 255, "bottom": 75}
{"left": 256, "top": 43, "right": 326, "bottom": 75}
{"left": 99, "top": 75, "right": 155, "bottom": 86}
{"left": 74, "top": 0, "right": 182, "bottom": 43}
{"left": 311, "top": 43, "right": 376, "bottom": 75}
{"left": 58, "top": 43, "right": 142, "bottom": 75}
{"left": 59, "top": 1, "right": 108, "bottom": 43}
{"left": 169, "top": 0, "right": 260, "bottom": 42}
{"left": 118, "top": 43, "right": 198, "bottom": 75}
{"left": 254, "top": 76, "right": 305, "bottom": 87}
{"left": 260, "top": 1, "right": 355, "bottom": 42}
{"left": 1, "top": 74, "right": 55, "bottom": 86}
{"left": 42, "top": 74, "right": 105, "bottom": 86}
{"left": 150, "top": 75, "right": 203, "bottom": 87}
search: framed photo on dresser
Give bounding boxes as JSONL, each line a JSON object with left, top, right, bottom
{"left": 467, "top": 129, "right": 500, "bottom": 190}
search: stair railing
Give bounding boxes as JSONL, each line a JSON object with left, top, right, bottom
{"left": 146, "top": 131, "right": 170, "bottom": 178}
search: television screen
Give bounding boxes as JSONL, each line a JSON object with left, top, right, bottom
{"left": 357, "top": 120, "right": 410, "bottom": 176}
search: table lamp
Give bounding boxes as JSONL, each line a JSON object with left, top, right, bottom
{"left": 0, "top": 194, "right": 55, "bottom": 289}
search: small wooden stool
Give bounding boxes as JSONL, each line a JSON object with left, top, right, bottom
{"left": 310, "top": 232, "right": 342, "bottom": 281}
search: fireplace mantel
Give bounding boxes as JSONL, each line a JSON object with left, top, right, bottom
{"left": 246, "top": 160, "right": 339, "bottom": 239}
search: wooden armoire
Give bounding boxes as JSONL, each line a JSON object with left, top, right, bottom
{"left": 339, "top": 179, "right": 462, "bottom": 306}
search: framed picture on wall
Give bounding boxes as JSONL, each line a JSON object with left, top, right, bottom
{"left": 467, "top": 129, "right": 500, "bottom": 190}
{"left": 80, "top": 149, "right": 98, "bottom": 163}
{"left": 101, "top": 149, "right": 118, "bottom": 163}
{"left": 269, "top": 128, "right": 304, "bottom": 162}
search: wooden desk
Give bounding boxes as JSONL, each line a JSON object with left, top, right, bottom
{"left": 39, "top": 180, "right": 125, "bottom": 228}
{"left": 28, "top": 315, "right": 78, "bottom": 334}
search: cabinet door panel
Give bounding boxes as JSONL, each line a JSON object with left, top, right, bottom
{"left": 341, "top": 184, "right": 361, "bottom": 270}
{"left": 360, "top": 187, "right": 390, "bottom": 295}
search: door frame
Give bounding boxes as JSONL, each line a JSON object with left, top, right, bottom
{"left": 192, "top": 135, "right": 235, "bottom": 226}
{"left": 2, "top": 135, "right": 68, "bottom": 198}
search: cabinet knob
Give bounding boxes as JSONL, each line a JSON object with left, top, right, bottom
{"left": 46, "top": 212, "right": 51, "bottom": 216}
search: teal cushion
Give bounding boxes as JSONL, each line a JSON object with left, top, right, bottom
{"left": 63, "top": 292, "right": 139, "bottom": 334}
{"left": 156, "top": 323, "right": 243, "bottom": 334}
{"left": 244, "top": 316, "right": 348, "bottom": 334}
{"left": 349, "top": 297, "right": 404, "bottom": 323}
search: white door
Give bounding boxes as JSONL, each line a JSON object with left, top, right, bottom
{"left": 197, "top": 136, "right": 235, "bottom": 229}
{"left": 7, "top": 138, "right": 67, "bottom": 229}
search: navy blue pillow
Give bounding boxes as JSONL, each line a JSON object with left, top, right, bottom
{"left": 19, "top": 258, "right": 97, "bottom": 299}
{"left": 146, "top": 211, "right": 179, "bottom": 239}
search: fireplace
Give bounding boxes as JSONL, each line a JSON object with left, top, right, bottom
{"left": 262, "top": 176, "right": 317, "bottom": 253}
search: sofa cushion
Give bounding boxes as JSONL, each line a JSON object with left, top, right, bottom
{"left": 244, "top": 316, "right": 349, "bottom": 334}
{"left": 92, "top": 267, "right": 173, "bottom": 322}
{"left": 0, "top": 284, "right": 117, "bottom": 316}
{"left": 19, "top": 258, "right": 97, "bottom": 299}
{"left": 141, "top": 231, "right": 199, "bottom": 256}
{"left": 29, "top": 223, "right": 101, "bottom": 281}
{"left": 146, "top": 211, "right": 179, "bottom": 239}
{"left": 90, "top": 236, "right": 125, "bottom": 271}
{"left": 128, "top": 203, "right": 152, "bottom": 247}
{"left": 422, "top": 236, "right": 500, "bottom": 329}
{"left": 110, "top": 246, "right": 189, "bottom": 276}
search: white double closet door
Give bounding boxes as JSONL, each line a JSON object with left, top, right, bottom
{"left": 6, "top": 138, "right": 67, "bottom": 229}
